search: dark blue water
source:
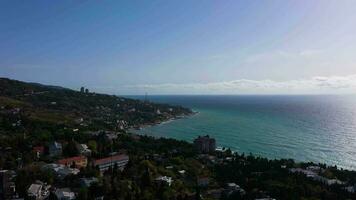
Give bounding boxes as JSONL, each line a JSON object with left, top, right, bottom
{"left": 130, "top": 95, "right": 356, "bottom": 170}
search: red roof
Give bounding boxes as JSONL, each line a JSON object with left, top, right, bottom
{"left": 57, "top": 156, "right": 87, "bottom": 165}
{"left": 94, "top": 154, "right": 129, "bottom": 166}
{"left": 33, "top": 146, "right": 44, "bottom": 153}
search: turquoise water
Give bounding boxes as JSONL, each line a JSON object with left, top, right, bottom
{"left": 131, "top": 95, "right": 356, "bottom": 170}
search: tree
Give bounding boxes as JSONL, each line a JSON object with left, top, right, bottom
{"left": 141, "top": 167, "right": 153, "bottom": 189}
{"left": 77, "top": 188, "right": 89, "bottom": 200}
{"left": 63, "top": 140, "right": 79, "bottom": 157}
{"left": 88, "top": 140, "right": 97, "bottom": 154}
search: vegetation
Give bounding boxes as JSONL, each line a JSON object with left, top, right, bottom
{"left": 0, "top": 78, "right": 356, "bottom": 200}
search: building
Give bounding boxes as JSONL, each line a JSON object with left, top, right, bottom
{"left": 57, "top": 156, "right": 88, "bottom": 169}
{"left": 49, "top": 142, "right": 62, "bottom": 157}
{"left": 155, "top": 176, "right": 173, "bottom": 186}
{"left": 206, "top": 188, "right": 224, "bottom": 199}
{"left": 27, "top": 184, "right": 42, "bottom": 200}
{"left": 0, "top": 170, "right": 16, "bottom": 199}
{"left": 79, "top": 177, "right": 98, "bottom": 188}
{"left": 77, "top": 144, "right": 92, "bottom": 156}
{"left": 94, "top": 153, "right": 129, "bottom": 172}
{"left": 27, "top": 181, "right": 50, "bottom": 200}
{"left": 103, "top": 131, "right": 119, "bottom": 141}
{"left": 223, "top": 183, "right": 246, "bottom": 197}
{"left": 33, "top": 146, "right": 45, "bottom": 155}
{"left": 41, "top": 164, "right": 80, "bottom": 179}
{"left": 197, "top": 177, "right": 209, "bottom": 187}
{"left": 80, "top": 87, "right": 85, "bottom": 93}
{"left": 33, "top": 146, "right": 45, "bottom": 159}
{"left": 194, "top": 135, "right": 216, "bottom": 154}
{"left": 55, "top": 188, "right": 75, "bottom": 200}
{"left": 289, "top": 168, "right": 345, "bottom": 186}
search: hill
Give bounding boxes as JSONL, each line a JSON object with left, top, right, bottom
{"left": 0, "top": 77, "right": 192, "bottom": 136}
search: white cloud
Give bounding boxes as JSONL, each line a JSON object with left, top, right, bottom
{"left": 100, "top": 74, "right": 356, "bottom": 95}
{"left": 244, "top": 49, "right": 324, "bottom": 64}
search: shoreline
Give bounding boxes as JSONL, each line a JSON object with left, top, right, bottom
{"left": 130, "top": 110, "right": 199, "bottom": 131}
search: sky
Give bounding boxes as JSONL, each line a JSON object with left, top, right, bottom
{"left": 1, "top": 0, "right": 356, "bottom": 95}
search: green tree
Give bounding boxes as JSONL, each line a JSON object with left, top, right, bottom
{"left": 63, "top": 140, "right": 79, "bottom": 157}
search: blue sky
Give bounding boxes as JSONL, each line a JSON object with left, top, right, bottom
{"left": 1, "top": 0, "right": 356, "bottom": 94}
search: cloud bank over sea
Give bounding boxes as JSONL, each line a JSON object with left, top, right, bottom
{"left": 93, "top": 74, "right": 356, "bottom": 95}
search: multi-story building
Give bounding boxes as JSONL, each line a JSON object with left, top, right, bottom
{"left": 194, "top": 135, "right": 216, "bottom": 154}
{"left": 94, "top": 153, "right": 129, "bottom": 172}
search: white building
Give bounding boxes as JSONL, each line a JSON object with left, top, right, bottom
{"left": 155, "top": 176, "right": 173, "bottom": 186}
{"left": 27, "top": 184, "right": 42, "bottom": 199}
{"left": 77, "top": 144, "right": 92, "bottom": 156}
{"left": 27, "top": 181, "right": 50, "bottom": 200}
{"left": 55, "top": 188, "right": 75, "bottom": 200}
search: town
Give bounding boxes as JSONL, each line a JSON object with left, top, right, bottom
{"left": 1, "top": 78, "right": 356, "bottom": 200}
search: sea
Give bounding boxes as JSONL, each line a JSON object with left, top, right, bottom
{"left": 129, "top": 95, "right": 356, "bottom": 170}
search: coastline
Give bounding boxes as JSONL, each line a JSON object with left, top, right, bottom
{"left": 129, "top": 110, "right": 199, "bottom": 131}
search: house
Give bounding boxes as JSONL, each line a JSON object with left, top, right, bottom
{"left": 227, "top": 183, "right": 240, "bottom": 190}
{"left": 27, "top": 184, "right": 42, "bottom": 200}
{"left": 27, "top": 181, "right": 50, "bottom": 200}
{"left": 94, "top": 153, "right": 129, "bottom": 172}
{"left": 194, "top": 135, "right": 216, "bottom": 154}
{"left": 197, "top": 177, "right": 209, "bottom": 187}
{"left": 49, "top": 142, "right": 62, "bottom": 157}
{"left": 289, "top": 168, "right": 345, "bottom": 186}
{"left": 155, "top": 176, "right": 173, "bottom": 186}
{"left": 344, "top": 185, "right": 356, "bottom": 193}
{"left": 116, "top": 120, "right": 128, "bottom": 130}
{"left": 33, "top": 146, "right": 45, "bottom": 159}
{"left": 77, "top": 144, "right": 92, "bottom": 156}
{"left": 79, "top": 177, "right": 98, "bottom": 187}
{"left": 224, "top": 183, "right": 246, "bottom": 197}
{"left": 57, "top": 156, "right": 88, "bottom": 169}
{"left": 55, "top": 188, "right": 75, "bottom": 200}
{"left": 206, "top": 188, "right": 224, "bottom": 199}
{"left": 105, "top": 132, "right": 118, "bottom": 141}
{"left": 306, "top": 165, "right": 324, "bottom": 173}
{"left": 0, "top": 170, "right": 17, "bottom": 199}
{"left": 41, "top": 164, "right": 80, "bottom": 179}
{"left": 33, "top": 146, "right": 45, "bottom": 155}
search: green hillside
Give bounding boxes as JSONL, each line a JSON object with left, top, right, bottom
{"left": 0, "top": 78, "right": 192, "bottom": 136}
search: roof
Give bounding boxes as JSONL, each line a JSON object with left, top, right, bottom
{"left": 33, "top": 146, "right": 45, "bottom": 152}
{"left": 51, "top": 141, "right": 62, "bottom": 149}
{"left": 94, "top": 154, "right": 129, "bottom": 166}
{"left": 155, "top": 176, "right": 173, "bottom": 186}
{"left": 227, "top": 183, "right": 238, "bottom": 187}
{"left": 57, "top": 156, "right": 87, "bottom": 165}
{"left": 28, "top": 184, "right": 42, "bottom": 195}
{"left": 42, "top": 164, "right": 80, "bottom": 177}
{"left": 56, "top": 188, "right": 75, "bottom": 199}
{"left": 79, "top": 144, "right": 89, "bottom": 149}
{"left": 80, "top": 177, "right": 98, "bottom": 187}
